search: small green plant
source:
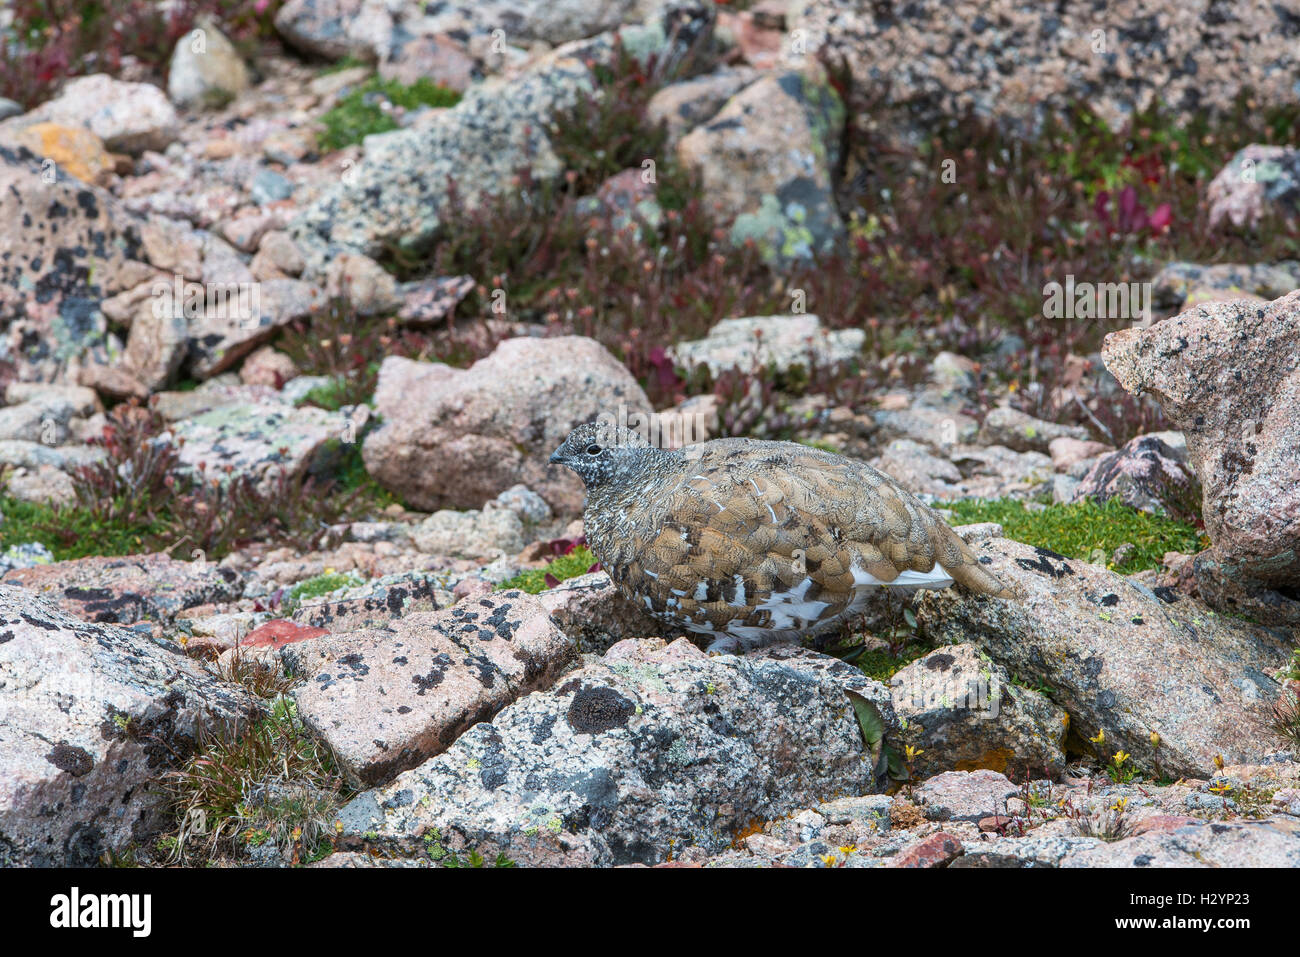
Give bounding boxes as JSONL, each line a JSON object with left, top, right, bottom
{"left": 317, "top": 76, "right": 460, "bottom": 151}
{"left": 498, "top": 546, "right": 599, "bottom": 594}
{"left": 1066, "top": 795, "right": 1134, "bottom": 842}
{"left": 1269, "top": 686, "right": 1300, "bottom": 753}
{"left": 284, "top": 570, "right": 364, "bottom": 613}
{"left": 1104, "top": 749, "right": 1139, "bottom": 784}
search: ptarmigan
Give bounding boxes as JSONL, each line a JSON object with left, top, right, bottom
{"left": 550, "top": 423, "right": 1016, "bottom": 654}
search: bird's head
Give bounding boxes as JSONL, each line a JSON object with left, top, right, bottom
{"left": 549, "top": 423, "right": 654, "bottom": 490}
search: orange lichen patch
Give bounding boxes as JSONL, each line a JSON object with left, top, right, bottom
{"left": 730, "top": 817, "right": 767, "bottom": 848}
{"left": 12, "top": 122, "right": 116, "bottom": 184}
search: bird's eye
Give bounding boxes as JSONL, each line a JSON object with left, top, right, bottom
{"left": 585, "top": 444, "right": 602, "bottom": 456}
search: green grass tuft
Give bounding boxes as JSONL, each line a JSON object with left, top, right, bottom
{"left": 498, "top": 546, "right": 598, "bottom": 594}
{"left": 0, "top": 496, "right": 168, "bottom": 561}
{"left": 942, "top": 497, "right": 1205, "bottom": 574}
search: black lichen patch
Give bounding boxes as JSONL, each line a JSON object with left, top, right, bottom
{"left": 1152, "top": 586, "right": 1180, "bottom": 603}
{"left": 1015, "top": 547, "right": 1074, "bottom": 578}
{"left": 412, "top": 652, "right": 453, "bottom": 695}
{"left": 925, "top": 653, "right": 955, "bottom": 671}
{"left": 46, "top": 742, "right": 94, "bottom": 777}
{"left": 567, "top": 686, "right": 635, "bottom": 734}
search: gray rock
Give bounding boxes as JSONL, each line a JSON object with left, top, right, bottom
{"left": 2, "top": 74, "right": 178, "bottom": 153}
{"left": 1206, "top": 145, "right": 1300, "bottom": 231}
{"left": 913, "top": 770, "right": 1019, "bottom": 822}
{"left": 288, "top": 591, "right": 574, "bottom": 786}
{"left": 0, "top": 584, "right": 257, "bottom": 865}
{"left": 0, "top": 149, "right": 138, "bottom": 383}
{"left": 290, "top": 570, "right": 451, "bottom": 633}
{"left": 491, "top": 484, "right": 553, "bottom": 524}
{"left": 979, "top": 406, "right": 1089, "bottom": 454}
{"left": 677, "top": 69, "right": 845, "bottom": 262}
{"left": 1061, "top": 817, "right": 1300, "bottom": 868}
{"left": 795, "top": 0, "right": 1300, "bottom": 143}
{"left": 412, "top": 508, "right": 526, "bottom": 558}
{"left": 915, "top": 536, "right": 1292, "bottom": 778}
{"left": 1, "top": 552, "right": 246, "bottom": 625}
{"left": 1072, "top": 433, "right": 1201, "bottom": 520}
{"left": 290, "top": 7, "right": 714, "bottom": 269}
{"left": 890, "top": 644, "right": 1067, "bottom": 780}
{"left": 1103, "top": 291, "right": 1300, "bottom": 623}
{"left": 167, "top": 17, "right": 251, "bottom": 109}
{"left": 172, "top": 400, "right": 357, "bottom": 493}
{"left": 536, "top": 571, "right": 662, "bottom": 654}
{"left": 361, "top": 337, "right": 649, "bottom": 516}
{"left": 335, "top": 640, "right": 885, "bottom": 865}
{"left": 1151, "top": 260, "right": 1300, "bottom": 313}
{"left": 670, "top": 314, "right": 864, "bottom": 378}
{"left": 647, "top": 67, "right": 759, "bottom": 144}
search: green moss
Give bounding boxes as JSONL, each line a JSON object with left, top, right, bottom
{"left": 317, "top": 77, "right": 461, "bottom": 151}
{"left": 0, "top": 496, "right": 169, "bottom": 561}
{"left": 498, "top": 546, "right": 598, "bottom": 594}
{"left": 285, "top": 571, "right": 364, "bottom": 612}
{"left": 942, "top": 497, "right": 1205, "bottom": 574}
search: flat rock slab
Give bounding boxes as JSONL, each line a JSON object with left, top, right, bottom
{"left": 1060, "top": 816, "right": 1300, "bottom": 868}
{"left": 335, "top": 640, "right": 887, "bottom": 866}
{"left": 1, "top": 552, "right": 245, "bottom": 625}
{"left": 172, "top": 400, "right": 352, "bottom": 493}
{"left": 915, "top": 537, "right": 1292, "bottom": 777}
{"left": 0, "top": 584, "right": 256, "bottom": 865}
{"left": 288, "top": 591, "right": 573, "bottom": 787}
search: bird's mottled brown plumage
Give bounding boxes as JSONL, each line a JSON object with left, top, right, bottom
{"left": 550, "top": 424, "right": 1015, "bottom": 653}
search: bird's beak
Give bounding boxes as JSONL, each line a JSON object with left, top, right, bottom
{"left": 549, "top": 448, "right": 564, "bottom": 465}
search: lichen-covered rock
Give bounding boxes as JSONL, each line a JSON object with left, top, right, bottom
{"left": 1103, "top": 291, "right": 1300, "bottom": 622}
{"left": 794, "top": 0, "right": 1300, "bottom": 141}
{"left": 335, "top": 640, "right": 886, "bottom": 865}
{"left": 0, "top": 584, "right": 257, "bottom": 865}
{"left": 0, "top": 147, "right": 141, "bottom": 384}
{"left": 288, "top": 591, "right": 574, "bottom": 786}
{"left": 291, "top": 8, "right": 714, "bottom": 269}
{"left": 1, "top": 552, "right": 245, "bottom": 625}
{"left": 1151, "top": 260, "right": 1300, "bottom": 314}
{"left": 290, "top": 570, "right": 452, "bottom": 633}
{"left": 172, "top": 400, "right": 359, "bottom": 493}
{"left": 915, "top": 537, "right": 1292, "bottom": 778}
{"left": 1060, "top": 817, "right": 1300, "bottom": 868}
{"left": 676, "top": 70, "right": 844, "bottom": 262}
{"left": 2, "top": 74, "right": 179, "bottom": 154}
{"left": 890, "top": 645, "right": 1067, "bottom": 781}
{"left": 1071, "top": 433, "right": 1201, "bottom": 520}
{"left": 1206, "top": 145, "right": 1300, "bottom": 231}
{"left": 978, "top": 406, "right": 1089, "bottom": 454}
{"left": 167, "top": 17, "right": 252, "bottom": 109}
{"left": 647, "top": 67, "right": 759, "bottom": 145}
{"left": 669, "top": 314, "right": 864, "bottom": 378}
{"left": 536, "top": 571, "right": 663, "bottom": 654}
{"left": 362, "top": 337, "right": 649, "bottom": 515}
